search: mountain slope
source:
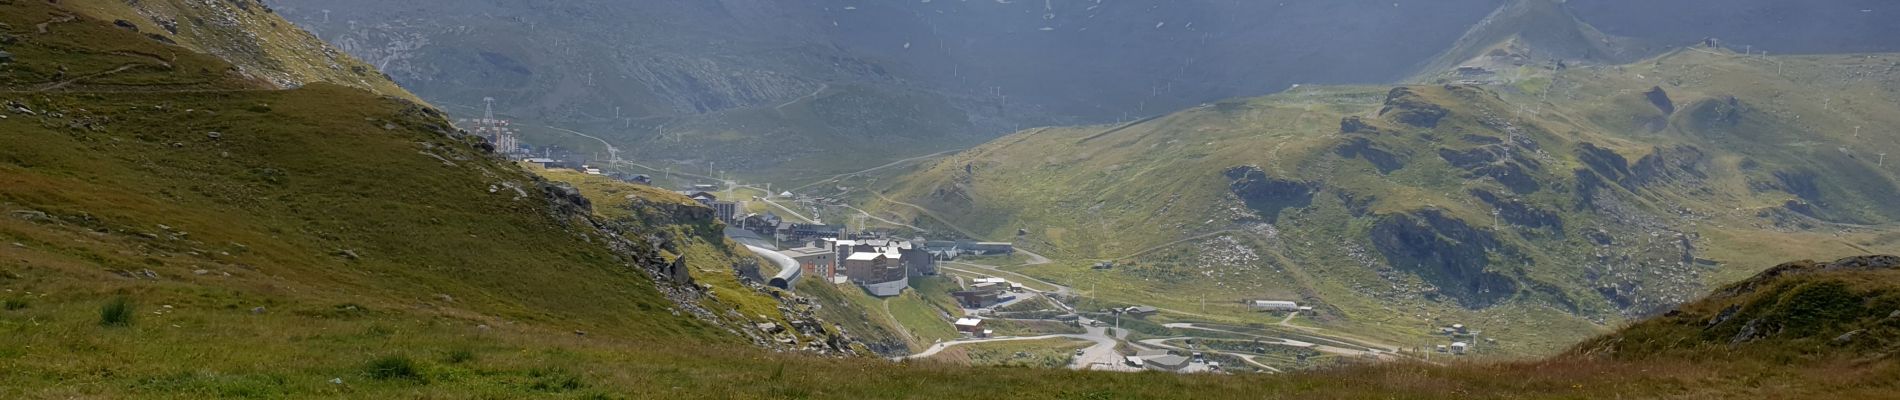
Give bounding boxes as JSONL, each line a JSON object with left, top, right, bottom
{"left": 50, "top": 0, "right": 418, "bottom": 101}
{"left": 1415, "top": 0, "right": 1655, "bottom": 81}
{"left": 868, "top": 48, "right": 1900, "bottom": 354}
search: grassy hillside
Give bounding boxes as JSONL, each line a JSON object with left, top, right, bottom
{"left": 53, "top": 0, "right": 418, "bottom": 101}
{"left": 868, "top": 48, "right": 1900, "bottom": 355}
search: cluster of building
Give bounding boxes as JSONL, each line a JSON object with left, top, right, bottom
{"left": 1432, "top": 323, "right": 1483, "bottom": 355}
{"left": 737, "top": 213, "right": 844, "bottom": 244}
{"left": 776, "top": 237, "right": 938, "bottom": 297}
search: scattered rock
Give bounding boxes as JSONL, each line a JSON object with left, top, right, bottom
{"left": 334, "top": 249, "right": 361, "bottom": 260}
{"left": 382, "top": 123, "right": 398, "bottom": 131}
{"left": 9, "top": 242, "right": 22, "bottom": 248}
{"left": 476, "top": 324, "right": 491, "bottom": 331}
{"left": 192, "top": 269, "right": 209, "bottom": 275}
{"left": 0, "top": 50, "right": 12, "bottom": 64}
{"left": 1890, "top": 310, "right": 1899, "bottom": 319}
{"left": 250, "top": 306, "right": 267, "bottom": 314}
{"left": 433, "top": 293, "right": 455, "bottom": 303}
{"left": 1706, "top": 305, "right": 1739, "bottom": 328}
{"left": 1832, "top": 329, "right": 1864, "bottom": 345}
{"left": 206, "top": 132, "right": 222, "bottom": 140}
{"left": 329, "top": 378, "right": 343, "bottom": 385}
{"left": 112, "top": 19, "right": 140, "bottom": 32}
{"left": 1731, "top": 319, "right": 1763, "bottom": 345}
{"left": 573, "top": 330, "right": 587, "bottom": 336}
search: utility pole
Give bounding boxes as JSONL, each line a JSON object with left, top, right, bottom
{"left": 1880, "top": 153, "right": 1888, "bottom": 167}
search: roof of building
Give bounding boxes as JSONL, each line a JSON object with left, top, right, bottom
{"left": 780, "top": 247, "right": 833, "bottom": 258}
{"left": 1147, "top": 355, "right": 1191, "bottom": 367}
{"left": 1127, "top": 306, "right": 1159, "bottom": 313}
{"left": 1135, "top": 350, "right": 1172, "bottom": 358}
{"left": 846, "top": 252, "right": 886, "bottom": 261}
{"left": 954, "top": 318, "right": 984, "bottom": 327}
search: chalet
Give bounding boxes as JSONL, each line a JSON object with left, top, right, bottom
{"left": 1125, "top": 306, "right": 1159, "bottom": 318}
{"left": 954, "top": 318, "right": 986, "bottom": 334}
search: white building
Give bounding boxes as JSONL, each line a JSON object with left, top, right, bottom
{"left": 1247, "top": 300, "right": 1301, "bottom": 312}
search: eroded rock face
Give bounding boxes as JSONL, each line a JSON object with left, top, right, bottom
{"left": 1335, "top": 137, "right": 1407, "bottom": 174}
{"left": 1379, "top": 87, "right": 1451, "bottom": 128}
{"left": 1438, "top": 146, "right": 1543, "bottom": 195}
{"left": 1368, "top": 210, "right": 1519, "bottom": 309}
{"left": 1627, "top": 145, "right": 1710, "bottom": 189}
{"left": 1225, "top": 166, "right": 1319, "bottom": 222}
{"left": 1470, "top": 189, "right": 1564, "bottom": 237}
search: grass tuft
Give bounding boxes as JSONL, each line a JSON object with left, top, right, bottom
{"left": 444, "top": 348, "right": 477, "bottom": 365}
{"left": 365, "top": 355, "right": 424, "bottom": 382}
{"left": 99, "top": 297, "right": 134, "bottom": 328}
{"left": 3, "top": 298, "right": 26, "bottom": 311}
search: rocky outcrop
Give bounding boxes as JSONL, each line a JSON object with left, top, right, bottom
{"left": 1644, "top": 86, "right": 1674, "bottom": 115}
{"left": 1470, "top": 189, "right": 1564, "bottom": 237}
{"left": 1379, "top": 87, "right": 1451, "bottom": 128}
{"left": 1335, "top": 137, "right": 1407, "bottom": 174}
{"left": 1576, "top": 143, "right": 1632, "bottom": 183}
{"left": 1680, "top": 96, "right": 1747, "bottom": 132}
{"left": 1225, "top": 166, "right": 1319, "bottom": 222}
{"left": 1626, "top": 145, "right": 1710, "bottom": 189}
{"left": 1438, "top": 146, "right": 1543, "bottom": 194}
{"left": 1368, "top": 210, "right": 1520, "bottom": 309}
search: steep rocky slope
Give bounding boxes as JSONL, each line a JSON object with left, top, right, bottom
{"left": 866, "top": 48, "right": 1900, "bottom": 353}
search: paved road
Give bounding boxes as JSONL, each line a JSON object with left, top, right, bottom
{"left": 902, "top": 319, "right": 1137, "bottom": 372}
{"left": 745, "top": 244, "right": 797, "bottom": 277}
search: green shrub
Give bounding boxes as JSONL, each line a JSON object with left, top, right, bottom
{"left": 444, "top": 348, "right": 476, "bottom": 364}
{"left": 365, "top": 355, "right": 423, "bottom": 382}
{"left": 100, "top": 297, "right": 134, "bottom": 327}
{"left": 3, "top": 298, "right": 26, "bottom": 310}
{"left": 526, "top": 368, "right": 584, "bottom": 392}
